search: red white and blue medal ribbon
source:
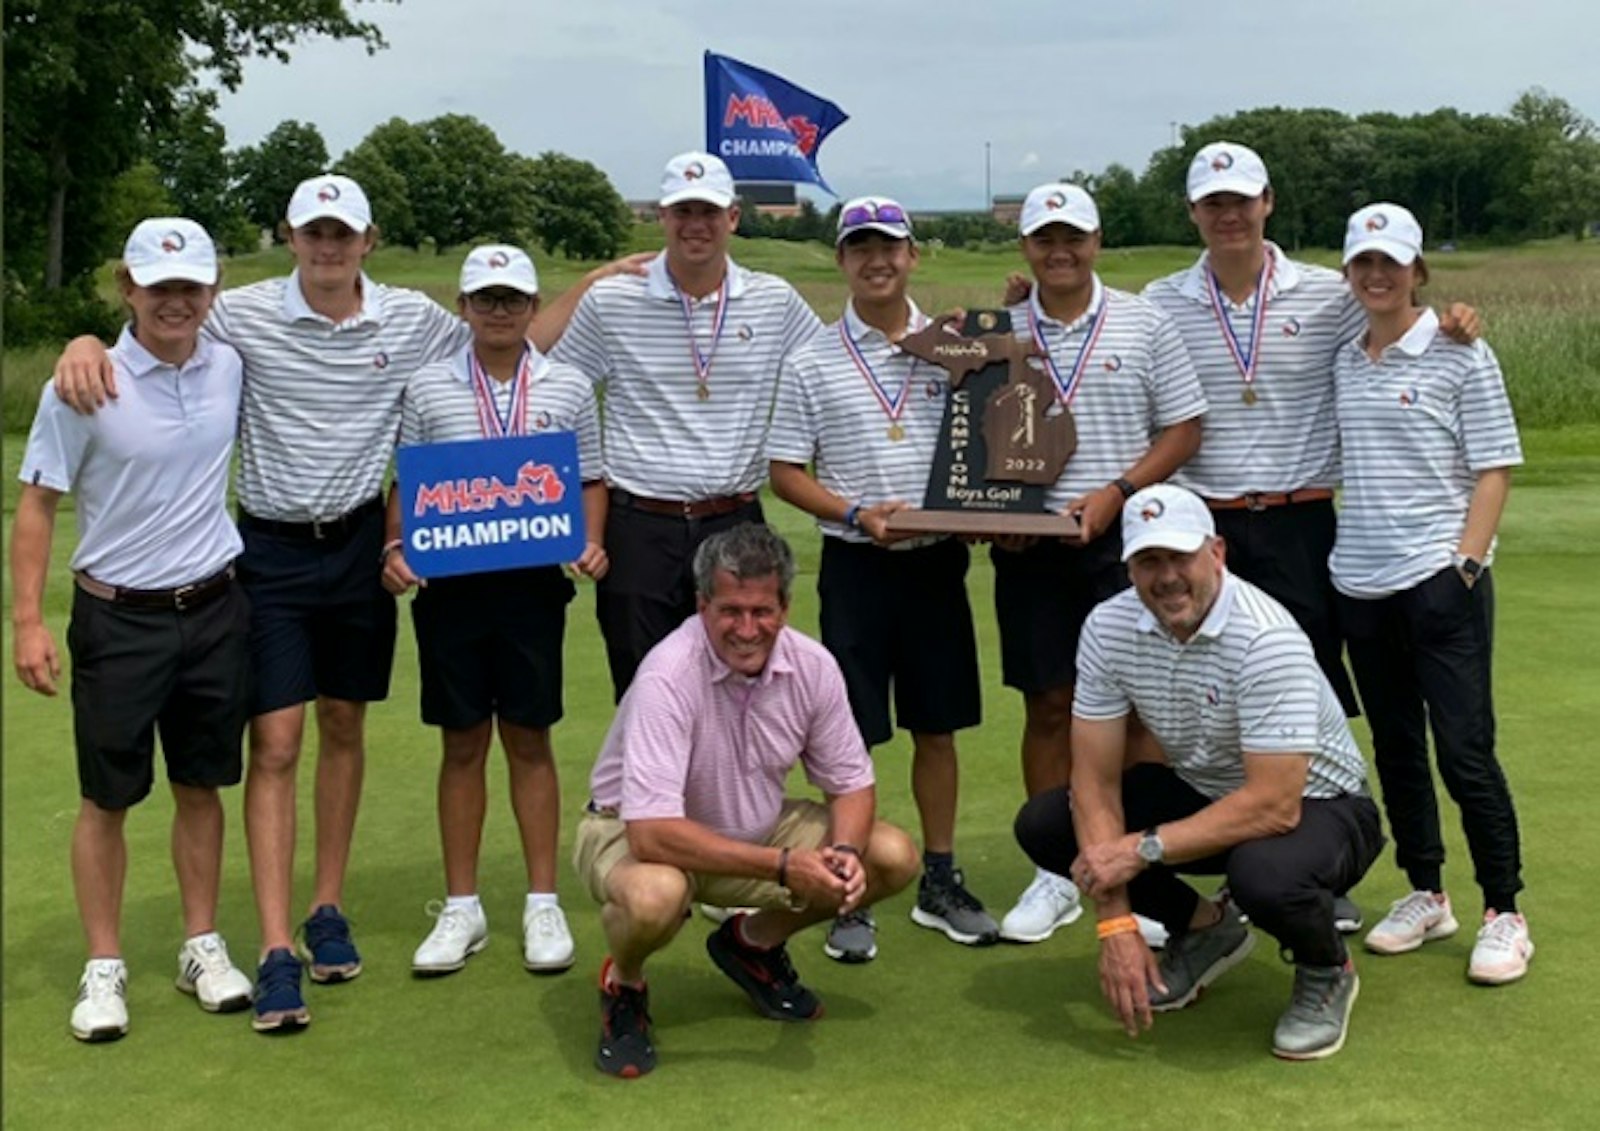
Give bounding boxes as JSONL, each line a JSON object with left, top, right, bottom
{"left": 841, "top": 306, "right": 928, "bottom": 440}
{"left": 1028, "top": 291, "right": 1105, "bottom": 408}
{"left": 1205, "top": 249, "right": 1275, "bottom": 402}
{"left": 674, "top": 274, "right": 728, "bottom": 399}
{"left": 470, "top": 346, "right": 532, "bottom": 438}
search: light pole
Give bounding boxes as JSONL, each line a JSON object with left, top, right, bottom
{"left": 984, "top": 141, "right": 992, "bottom": 213}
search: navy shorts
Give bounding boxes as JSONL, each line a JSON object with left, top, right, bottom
{"left": 817, "top": 537, "right": 982, "bottom": 747}
{"left": 69, "top": 581, "right": 251, "bottom": 810}
{"left": 991, "top": 529, "right": 1129, "bottom": 696}
{"left": 410, "top": 565, "right": 575, "bottom": 730}
{"left": 237, "top": 500, "right": 397, "bottom": 715}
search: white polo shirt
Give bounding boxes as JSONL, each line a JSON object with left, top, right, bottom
{"left": 767, "top": 299, "right": 947, "bottom": 544}
{"left": 1074, "top": 571, "right": 1368, "bottom": 801}
{"left": 551, "top": 253, "right": 821, "bottom": 500}
{"left": 20, "top": 327, "right": 244, "bottom": 589}
{"left": 208, "top": 270, "right": 471, "bottom": 522}
{"left": 1007, "top": 278, "right": 1207, "bottom": 510}
{"left": 399, "top": 345, "right": 602, "bottom": 480}
{"left": 1144, "top": 244, "right": 1364, "bottom": 498}
{"left": 1330, "top": 309, "right": 1524, "bottom": 599}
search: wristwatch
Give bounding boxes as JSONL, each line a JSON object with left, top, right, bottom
{"left": 1136, "top": 827, "right": 1165, "bottom": 867}
{"left": 1454, "top": 552, "right": 1483, "bottom": 589}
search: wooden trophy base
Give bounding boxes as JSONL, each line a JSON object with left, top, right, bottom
{"left": 885, "top": 509, "right": 1082, "bottom": 538}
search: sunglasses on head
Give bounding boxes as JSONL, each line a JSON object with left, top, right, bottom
{"left": 466, "top": 291, "right": 533, "bottom": 315}
{"left": 840, "top": 202, "right": 909, "bottom": 230}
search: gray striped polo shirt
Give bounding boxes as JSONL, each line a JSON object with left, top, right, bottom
{"left": 1075, "top": 572, "right": 1368, "bottom": 800}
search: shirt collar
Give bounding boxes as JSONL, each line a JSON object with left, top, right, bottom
{"left": 1178, "top": 242, "right": 1300, "bottom": 302}
{"left": 281, "top": 269, "right": 383, "bottom": 328}
{"left": 1136, "top": 570, "right": 1238, "bottom": 643}
{"left": 1027, "top": 274, "right": 1106, "bottom": 332}
{"left": 1393, "top": 307, "right": 1440, "bottom": 357}
{"left": 110, "top": 324, "right": 212, "bottom": 378}
{"left": 645, "top": 253, "right": 749, "bottom": 302}
{"left": 448, "top": 342, "right": 551, "bottom": 385}
{"left": 842, "top": 297, "right": 928, "bottom": 345}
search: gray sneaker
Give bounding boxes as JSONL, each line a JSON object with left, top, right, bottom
{"left": 1272, "top": 961, "right": 1359, "bottom": 1060}
{"left": 1149, "top": 902, "right": 1255, "bottom": 1012}
{"left": 822, "top": 908, "right": 877, "bottom": 964}
{"left": 1333, "top": 896, "right": 1363, "bottom": 934}
{"left": 910, "top": 869, "right": 999, "bottom": 946}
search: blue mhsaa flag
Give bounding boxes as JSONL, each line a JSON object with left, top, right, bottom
{"left": 704, "top": 51, "right": 848, "bottom": 194}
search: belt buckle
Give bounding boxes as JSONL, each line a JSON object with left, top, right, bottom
{"left": 1244, "top": 492, "right": 1268, "bottom": 513}
{"left": 310, "top": 516, "right": 328, "bottom": 540}
{"left": 172, "top": 581, "right": 199, "bottom": 611}
{"left": 681, "top": 499, "right": 696, "bottom": 518}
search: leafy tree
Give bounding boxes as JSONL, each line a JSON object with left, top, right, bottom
{"left": 149, "top": 91, "right": 257, "bottom": 253}
{"left": 1528, "top": 135, "right": 1600, "bottom": 239}
{"left": 102, "top": 161, "right": 179, "bottom": 247}
{"left": 522, "top": 151, "right": 631, "bottom": 260}
{"left": 233, "top": 119, "right": 330, "bottom": 235}
{"left": 337, "top": 123, "right": 425, "bottom": 247}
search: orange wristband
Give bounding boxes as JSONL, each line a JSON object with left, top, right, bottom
{"left": 1096, "top": 915, "right": 1140, "bottom": 941}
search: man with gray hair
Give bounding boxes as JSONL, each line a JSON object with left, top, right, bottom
{"left": 572, "top": 523, "right": 918, "bottom": 1077}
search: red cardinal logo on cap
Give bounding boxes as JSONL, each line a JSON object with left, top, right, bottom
{"left": 1211, "top": 152, "right": 1234, "bottom": 172}
{"left": 1045, "top": 192, "right": 1067, "bottom": 210}
{"left": 1140, "top": 499, "right": 1166, "bottom": 522}
{"left": 683, "top": 161, "right": 705, "bottom": 181}
{"left": 317, "top": 182, "right": 341, "bottom": 203}
{"left": 160, "top": 231, "right": 187, "bottom": 254}
{"left": 1366, "top": 213, "right": 1389, "bottom": 232}
{"left": 488, "top": 251, "right": 510, "bottom": 268}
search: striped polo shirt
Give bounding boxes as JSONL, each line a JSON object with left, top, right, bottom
{"left": 768, "top": 298, "right": 948, "bottom": 544}
{"left": 21, "top": 328, "right": 244, "bottom": 589}
{"left": 207, "top": 271, "right": 471, "bottom": 522}
{"left": 587, "top": 613, "right": 875, "bottom": 845}
{"left": 1330, "top": 309, "right": 1524, "bottom": 599}
{"left": 1143, "top": 244, "right": 1364, "bottom": 498}
{"left": 398, "top": 345, "right": 602, "bottom": 480}
{"left": 1074, "top": 572, "right": 1368, "bottom": 800}
{"left": 1006, "top": 278, "right": 1207, "bottom": 510}
{"left": 551, "top": 253, "right": 821, "bottom": 500}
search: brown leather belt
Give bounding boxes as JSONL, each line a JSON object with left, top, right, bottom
{"left": 1207, "top": 488, "right": 1335, "bottom": 513}
{"left": 75, "top": 564, "right": 236, "bottom": 612}
{"left": 238, "top": 495, "right": 383, "bottom": 541}
{"left": 609, "top": 488, "right": 757, "bottom": 519}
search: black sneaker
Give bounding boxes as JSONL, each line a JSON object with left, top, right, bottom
{"left": 910, "top": 868, "right": 1000, "bottom": 946}
{"left": 706, "top": 914, "right": 823, "bottom": 1021}
{"left": 595, "top": 959, "right": 655, "bottom": 1079}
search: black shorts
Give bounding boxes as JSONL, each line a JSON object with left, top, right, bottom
{"left": 817, "top": 537, "right": 982, "bottom": 746}
{"left": 1209, "top": 498, "right": 1359, "bottom": 716}
{"left": 237, "top": 501, "right": 397, "bottom": 715}
{"left": 68, "top": 581, "right": 251, "bottom": 810}
{"left": 992, "top": 529, "right": 1128, "bottom": 696}
{"left": 411, "top": 566, "right": 575, "bottom": 730}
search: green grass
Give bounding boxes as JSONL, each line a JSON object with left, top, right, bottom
{"left": 4, "top": 255, "right": 1599, "bottom": 1129}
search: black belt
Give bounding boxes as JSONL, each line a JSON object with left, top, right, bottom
{"left": 239, "top": 496, "right": 383, "bottom": 541}
{"left": 609, "top": 488, "right": 757, "bottom": 519}
{"left": 75, "top": 565, "right": 235, "bottom": 612}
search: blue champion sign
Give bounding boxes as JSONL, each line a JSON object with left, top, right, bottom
{"left": 704, "top": 51, "right": 848, "bottom": 193}
{"left": 397, "top": 433, "right": 585, "bottom": 579}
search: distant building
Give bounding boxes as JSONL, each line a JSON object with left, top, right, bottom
{"left": 991, "top": 194, "right": 1026, "bottom": 225}
{"left": 736, "top": 182, "right": 801, "bottom": 218}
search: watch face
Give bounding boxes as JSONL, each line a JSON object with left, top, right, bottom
{"left": 1138, "top": 836, "right": 1162, "bottom": 863}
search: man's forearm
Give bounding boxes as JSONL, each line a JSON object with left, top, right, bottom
{"left": 1155, "top": 778, "right": 1303, "bottom": 864}
{"left": 824, "top": 786, "right": 875, "bottom": 851}
{"left": 627, "top": 817, "right": 783, "bottom": 882}
{"left": 10, "top": 489, "right": 59, "bottom": 626}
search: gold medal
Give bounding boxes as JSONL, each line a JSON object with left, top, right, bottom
{"left": 888, "top": 424, "right": 905, "bottom": 442}
{"left": 1242, "top": 386, "right": 1258, "bottom": 406}
{"left": 696, "top": 383, "right": 710, "bottom": 402}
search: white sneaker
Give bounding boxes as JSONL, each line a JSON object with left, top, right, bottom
{"left": 523, "top": 904, "right": 575, "bottom": 973}
{"left": 1136, "top": 914, "right": 1169, "bottom": 950}
{"left": 999, "top": 869, "right": 1083, "bottom": 943}
{"left": 71, "top": 959, "right": 129, "bottom": 1042}
{"left": 1364, "top": 891, "right": 1459, "bottom": 955}
{"left": 1468, "top": 911, "right": 1534, "bottom": 985}
{"left": 411, "top": 901, "right": 489, "bottom": 974}
{"left": 175, "top": 933, "right": 252, "bottom": 1013}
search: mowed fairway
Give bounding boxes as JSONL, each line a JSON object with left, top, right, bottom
{"left": 3, "top": 237, "right": 1598, "bottom": 1129}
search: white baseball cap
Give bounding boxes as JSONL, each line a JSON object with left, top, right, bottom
{"left": 1343, "top": 203, "right": 1424, "bottom": 266}
{"left": 659, "top": 152, "right": 736, "bottom": 209}
{"left": 1121, "top": 483, "right": 1216, "bottom": 561}
{"left": 122, "top": 218, "right": 219, "bottom": 286}
{"left": 1019, "top": 183, "right": 1100, "bottom": 236}
{"left": 836, "top": 196, "right": 914, "bottom": 244}
{"left": 459, "top": 244, "right": 539, "bottom": 295}
{"left": 1186, "top": 142, "right": 1270, "bottom": 202}
{"left": 286, "top": 173, "right": 372, "bottom": 232}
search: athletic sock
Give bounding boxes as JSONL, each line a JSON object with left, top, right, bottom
{"left": 526, "top": 892, "right": 559, "bottom": 913}
{"left": 445, "top": 894, "right": 482, "bottom": 915}
{"left": 923, "top": 850, "right": 955, "bottom": 880}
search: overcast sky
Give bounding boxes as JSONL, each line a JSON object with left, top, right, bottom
{"left": 212, "top": 0, "right": 1599, "bottom": 211}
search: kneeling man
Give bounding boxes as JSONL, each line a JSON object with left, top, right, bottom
{"left": 574, "top": 523, "right": 919, "bottom": 1078}
{"left": 1015, "top": 484, "right": 1384, "bottom": 1060}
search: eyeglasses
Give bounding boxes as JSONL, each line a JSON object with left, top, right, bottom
{"left": 466, "top": 291, "right": 533, "bottom": 315}
{"left": 840, "top": 202, "right": 910, "bottom": 230}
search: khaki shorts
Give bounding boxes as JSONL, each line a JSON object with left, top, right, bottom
{"left": 573, "top": 798, "right": 831, "bottom": 908}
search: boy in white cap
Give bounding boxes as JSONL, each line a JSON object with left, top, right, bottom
{"left": 13, "top": 218, "right": 254, "bottom": 1041}
{"left": 769, "top": 197, "right": 993, "bottom": 958}
{"left": 992, "top": 183, "right": 1206, "bottom": 946}
{"left": 382, "top": 245, "right": 609, "bottom": 977}
{"left": 551, "top": 151, "right": 822, "bottom": 700}
{"left": 1014, "top": 483, "right": 1384, "bottom": 1060}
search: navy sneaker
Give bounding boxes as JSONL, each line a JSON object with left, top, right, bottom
{"left": 706, "top": 914, "right": 822, "bottom": 1021}
{"left": 301, "top": 904, "right": 362, "bottom": 983}
{"left": 252, "top": 948, "right": 310, "bottom": 1033}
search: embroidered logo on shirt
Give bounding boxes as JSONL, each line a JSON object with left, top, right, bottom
{"left": 1281, "top": 316, "right": 1302, "bottom": 337}
{"left": 532, "top": 410, "right": 552, "bottom": 430}
{"left": 373, "top": 352, "right": 391, "bottom": 370}
{"left": 1399, "top": 386, "right": 1420, "bottom": 407}
{"left": 737, "top": 325, "right": 754, "bottom": 341}
{"left": 1205, "top": 684, "right": 1220, "bottom": 706}
{"left": 1103, "top": 354, "right": 1123, "bottom": 372}
{"left": 924, "top": 378, "right": 943, "bottom": 400}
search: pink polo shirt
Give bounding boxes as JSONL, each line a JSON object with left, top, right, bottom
{"left": 587, "top": 614, "right": 874, "bottom": 844}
